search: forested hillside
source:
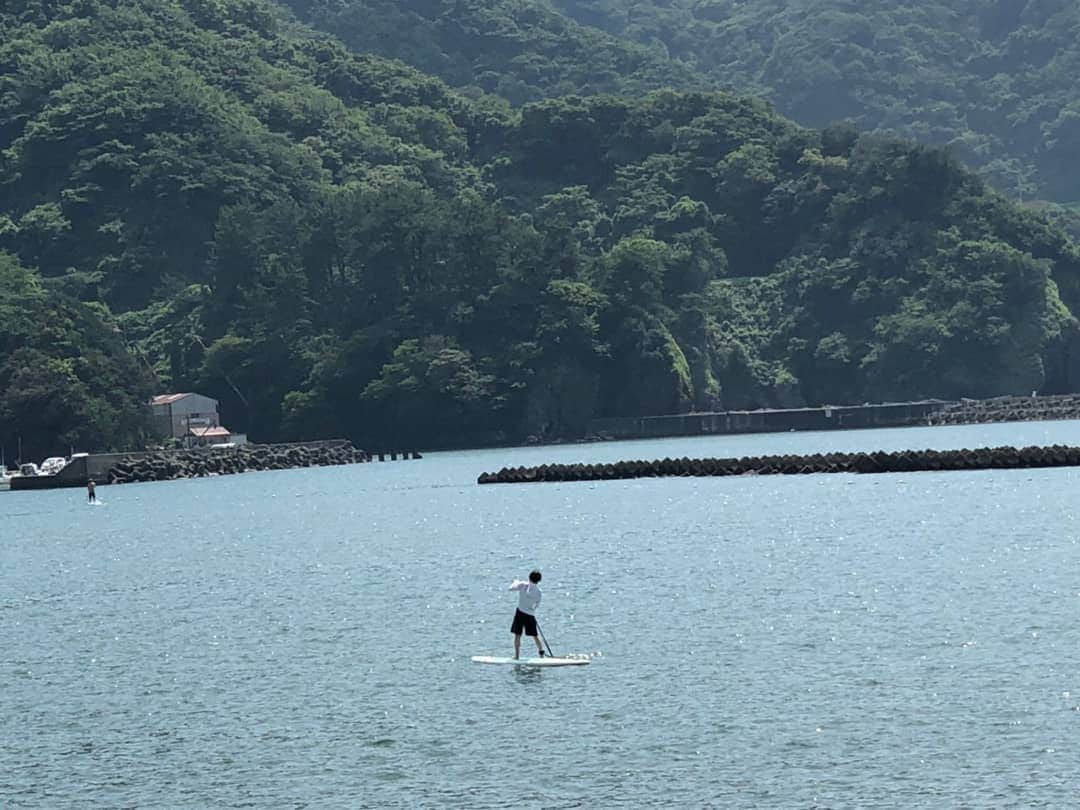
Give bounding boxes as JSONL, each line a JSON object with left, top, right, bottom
{"left": 551, "top": 0, "right": 1080, "bottom": 205}
{"left": 285, "top": 0, "right": 1080, "bottom": 211}
{"left": 2, "top": 0, "right": 1080, "bottom": 458}
{"left": 281, "top": 0, "right": 705, "bottom": 105}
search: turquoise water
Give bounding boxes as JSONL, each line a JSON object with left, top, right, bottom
{"left": 4, "top": 421, "right": 1080, "bottom": 807}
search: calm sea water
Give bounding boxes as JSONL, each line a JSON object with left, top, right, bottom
{"left": 4, "top": 421, "right": 1080, "bottom": 807}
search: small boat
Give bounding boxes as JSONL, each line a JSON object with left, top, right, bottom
{"left": 39, "top": 457, "right": 68, "bottom": 475}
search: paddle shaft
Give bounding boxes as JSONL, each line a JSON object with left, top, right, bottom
{"left": 536, "top": 621, "right": 555, "bottom": 657}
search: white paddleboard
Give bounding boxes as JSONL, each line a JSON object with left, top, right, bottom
{"left": 471, "top": 655, "right": 589, "bottom": 667}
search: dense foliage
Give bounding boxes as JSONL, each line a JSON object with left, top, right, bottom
{"left": 551, "top": 0, "right": 1080, "bottom": 205}
{"left": 2, "top": 0, "right": 1080, "bottom": 456}
{"left": 279, "top": 0, "right": 704, "bottom": 105}
{"left": 0, "top": 254, "right": 154, "bottom": 460}
{"left": 285, "top": 0, "right": 1080, "bottom": 208}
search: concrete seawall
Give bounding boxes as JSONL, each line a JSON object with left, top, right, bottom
{"left": 8, "top": 455, "right": 97, "bottom": 490}
{"left": 587, "top": 400, "right": 949, "bottom": 440}
{"left": 585, "top": 393, "right": 1080, "bottom": 441}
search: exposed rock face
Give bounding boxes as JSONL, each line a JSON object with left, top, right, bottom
{"left": 107, "top": 443, "right": 421, "bottom": 484}
{"left": 477, "top": 445, "right": 1080, "bottom": 484}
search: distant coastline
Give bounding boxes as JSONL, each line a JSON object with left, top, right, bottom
{"left": 9, "top": 394, "right": 1080, "bottom": 492}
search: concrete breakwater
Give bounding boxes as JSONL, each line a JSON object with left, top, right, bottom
{"left": 477, "top": 444, "right": 1080, "bottom": 484}
{"left": 7, "top": 441, "right": 423, "bottom": 490}
{"left": 583, "top": 393, "right": 1080, "bottom": 442}
{"left": 928, "top": 394, "right": 1080, "bottom": 425}
{"left": 107, "top": 442, "right": 420, "bottom": 484}
{"left": 585, "top": 400, "right": 947, "bottom": 440}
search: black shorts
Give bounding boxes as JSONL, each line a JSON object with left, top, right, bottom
{"left": 511, "top": 609, "right": 538, "bottom": 636}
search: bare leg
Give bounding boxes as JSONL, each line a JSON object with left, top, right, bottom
{"left": 534, "top": 635, "right": 544, "bottom": 655}
{"left": 513, "top": 633, "right": 521, "bottom": 660}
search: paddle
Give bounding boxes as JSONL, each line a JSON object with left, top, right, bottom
{"left": 536, "top": 621, "right": 555, "bottom": 658}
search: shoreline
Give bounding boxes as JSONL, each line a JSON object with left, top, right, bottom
{"left": 11, "top": 393, "right": 1080, "bottom": 490}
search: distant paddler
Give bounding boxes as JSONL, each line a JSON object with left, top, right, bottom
{"left": 87, "top": 478, "right": 96, "bottom": 503}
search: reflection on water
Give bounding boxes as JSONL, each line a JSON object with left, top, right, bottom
{"left": 511, "top": 666, "right": 545, "bottom": 685}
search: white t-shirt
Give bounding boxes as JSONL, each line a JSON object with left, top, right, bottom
{"left": 510, "top": 579, "right": 542, "bottom": 615}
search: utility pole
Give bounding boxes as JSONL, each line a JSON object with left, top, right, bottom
{"left": 191, "top": 332, "right": 251, "bottom": 436}
{"left": 190, "top": 333, "right": 249, "bottom": 408}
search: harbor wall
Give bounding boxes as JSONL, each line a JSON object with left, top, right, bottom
{"left": 10, "top": 449, "right": 217, "bottom": 489}
{"left": 8, "top": 440, "right": 400, "bottom": 491}
{"left": 9, "top": 460, "right": 89, "bottom": 490}
{"left": 11, "top": 450, "right": 212, "bottom": 489}
{"left": 587, "top": 400, "right": 949, "bottom": 440}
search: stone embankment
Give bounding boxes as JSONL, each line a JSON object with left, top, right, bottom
{"left": 929, "top": 394, "right": 1080, "bottom": 425}
{"left": 108, "top": 442, "right": 420, "bottom": 484}
{"left": 477, "top": 445, "right": 1080, "bottom": 484}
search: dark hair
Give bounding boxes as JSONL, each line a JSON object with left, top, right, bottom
{"left": 529, "top": 570, "right": 542, "bottom": 583}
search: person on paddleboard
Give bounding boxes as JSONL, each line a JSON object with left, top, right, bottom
{"left": 87, "top": 478, "right": 96, "bottom": 503}
{"left": 510, "top": 570, "right": 545, "bottom": 659}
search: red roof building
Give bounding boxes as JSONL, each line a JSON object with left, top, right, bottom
{"left": 150, "top": 392, "right": 234, "bottom": 446}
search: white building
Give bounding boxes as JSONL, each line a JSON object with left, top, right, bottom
{"left": 150, "top": 393, "right": 233, "bottom": 447}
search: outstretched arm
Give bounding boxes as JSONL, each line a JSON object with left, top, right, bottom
{"left": 509, "top": 579, "right": 527, "bottom": 591}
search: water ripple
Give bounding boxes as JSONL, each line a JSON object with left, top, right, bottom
{"left": 4, "top": 422, "right": 1080, "bottom": 806}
